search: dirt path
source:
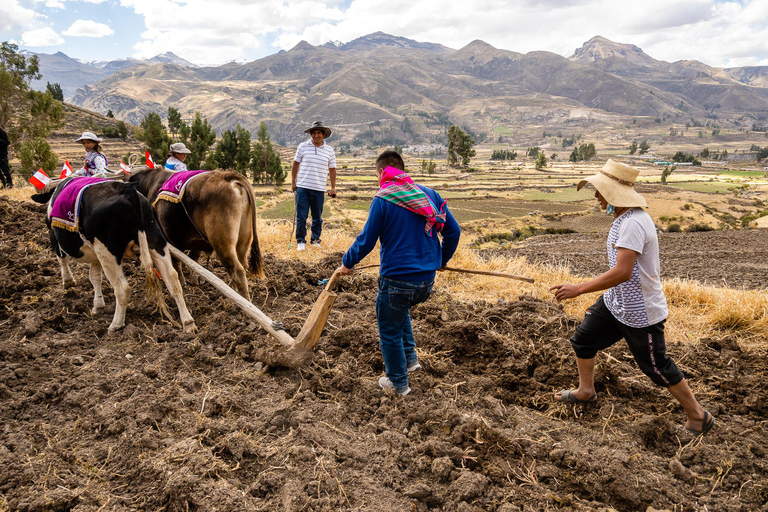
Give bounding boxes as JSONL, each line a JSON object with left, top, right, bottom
{"left": 1, "top": 197, "right": 766, "bottom": 511}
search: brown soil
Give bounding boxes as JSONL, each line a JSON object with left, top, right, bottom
{"left": 490, "top": 229, "right": 768, "bottom": 290}
{"left": 1, "top": 196, "right": 767, "bottom": 511}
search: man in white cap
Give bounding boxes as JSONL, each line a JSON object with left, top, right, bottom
{"left": 165, "top": 142, "right": 191, "bottom": 172}
{"left": 550, "top": 159, "right": 715, "bottom": 437}
{"left": 291, "top": 121, "right": 336, "bottom": 251}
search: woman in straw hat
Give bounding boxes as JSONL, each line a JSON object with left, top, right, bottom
{"left": 74, "top": 131, "right": 110, "bottom": 177}
{"left": 550, "top": 159, "right": 715, "bottom": 437}
{"left": 165, "top": 142, "right": 191, "bottom": 172}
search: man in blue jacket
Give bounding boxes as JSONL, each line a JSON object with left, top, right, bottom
{"left": 339, "top": 151, "right": 461, "bottom": 396}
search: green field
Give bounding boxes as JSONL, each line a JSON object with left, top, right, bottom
{"left": 666, "top": 182, "right": 733, "bottom": 194}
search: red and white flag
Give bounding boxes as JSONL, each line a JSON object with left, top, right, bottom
{"left": 145, "top": 151, "right": 155, "bottom": 169}
{"left": 59, "top": 160, "right": 73, "bottom": 179}
{"left": 120, "top": 161, "right": 131, "bottom": 174}
{"left": 29, "top": 169, "right": 50, "bottom": 190}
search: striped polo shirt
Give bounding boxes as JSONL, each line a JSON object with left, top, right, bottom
{"left": 294, "top": 139, "right": 336, "bottom": 192}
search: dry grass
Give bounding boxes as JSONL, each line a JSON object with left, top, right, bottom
{"left": 0, "top": 185, "right": 37, "bottom": 202}
{"left": 256, "top": 218, "right": 768, "bottom": 346}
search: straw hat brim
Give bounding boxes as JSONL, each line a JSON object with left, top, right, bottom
{"left": 577, "top": 174, "right": 647, "bottom": 208}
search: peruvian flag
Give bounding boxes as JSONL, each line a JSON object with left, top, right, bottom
{"left": 29, "top": 169, "right": 50, "bottom": 190}
{"left": 59, "top": 160, "right": 73, "bottom": 179}
{"left": 145, "top": 151, "right": 155, "bottom": 169}
{"left": 120, "top": 161, "right": 131, "bottom": 174}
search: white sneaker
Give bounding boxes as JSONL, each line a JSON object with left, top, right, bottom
{"left": 310, "top": 240, "right": 321, "bottom": 248}
{"left": 378, "top": 376, "right": 411, "bottom": 396}
{"left": 407, "top": 361, "right": 422, "bottom": 373}
{"left": 297, "top": 242, "right": 306, "bottom": 251}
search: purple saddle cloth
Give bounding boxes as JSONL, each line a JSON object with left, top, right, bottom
{"left": 50, "top": 177, "right": 111, "bottom": 232}
{"left": 154, "top": 170, "right": 210, "bottom": 206}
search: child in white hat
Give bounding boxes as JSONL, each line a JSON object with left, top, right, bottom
{"left": 74, "top": 132, "right": 109, "bottom": 177}
{"left": 550, "top": 159, "right": 715, "bottom": 437}
{"left": 165, "top": 142, "right": 191, "bottom": 172}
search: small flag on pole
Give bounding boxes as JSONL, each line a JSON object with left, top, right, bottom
{"left": 59, "top": 160, "right": 73, "bottom": 179}
{"left": 29, "top": 169, "right": 50, "bottom": 190}
{"left": 120, "top": 161, "right": 131, "bottom": 174}
{"left": 145, "top": 151, "right": 155, "bottom": 169}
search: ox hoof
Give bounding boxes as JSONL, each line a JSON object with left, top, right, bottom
{"left": 92, "top": 302, "right": 106, "bottom": 315}
{"left": 108, "top": 323, "right": 125, "bottom": 333}
{"left": 63, "top": 279, "right": 76, "bottom": 289}
{"left": 183, "top": 321, "right": 197, "bottom": 333}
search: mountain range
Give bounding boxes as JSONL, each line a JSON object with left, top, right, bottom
{"left": 30, "top": 33, "right": 768, "bottom": 145}
{"left": 24, "top": 50, "right": 195, "bottom": 98}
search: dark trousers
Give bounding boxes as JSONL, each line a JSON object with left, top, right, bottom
{"left": 0, "top": 159, "right": 11, "bottom": 188}
{"left": 295, "top": 187, "right": 325, "bottom": 243}
{"left": 570, "top": 295, "right": 684, "bottom": 387}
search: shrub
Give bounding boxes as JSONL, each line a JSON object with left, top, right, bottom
{"left": 667, "top": 223, "right": 682, "bottom": 232}
{"left": 685, "top": 223, "right": 714, "bottom": 232}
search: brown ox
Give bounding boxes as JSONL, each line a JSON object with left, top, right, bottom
{"left": 129, "top": 169, "right": 264, "bottom": 298}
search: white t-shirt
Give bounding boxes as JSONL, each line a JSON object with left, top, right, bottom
{"left": 294, "top": 139, "right": 336, "bottom": 192}
{"left": 603, "top": 208, "right": 668, "bottom": 327}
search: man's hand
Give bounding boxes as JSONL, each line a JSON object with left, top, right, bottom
{"left": 339, "top": 263, "right": 353, "bottom": 275}
{"left": 329, "top": 187, "right": 336, "bottom": 198}
{"left": 549, "top": 283, "right": 581, "bottom": 302}
{"left": 291, "top": 182, "right": 297, "bottom": 192}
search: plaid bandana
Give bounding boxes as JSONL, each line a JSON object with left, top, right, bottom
{"left": 375, "top": 166, "right": 446, "bottom": 236}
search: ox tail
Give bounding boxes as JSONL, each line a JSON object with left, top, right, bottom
{"left": 130, "top": 186, "right": 172, "bottom": 321}
{"left": 243, "top": 181, "right": 265, "bottom": 279}
{"left": 137, "top": 230, "right": 172, "bottom": 321}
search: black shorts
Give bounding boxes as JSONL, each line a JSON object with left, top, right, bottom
{"left": 570, "top": 295, "right": 684, "bottom": 387}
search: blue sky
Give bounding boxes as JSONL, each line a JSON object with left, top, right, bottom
{"left": 2, "top": 0, "right": 767, "bottom": 67}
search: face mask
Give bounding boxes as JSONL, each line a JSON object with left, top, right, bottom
{"left": 606, "top": 204, "right": 615, "bottom": 215}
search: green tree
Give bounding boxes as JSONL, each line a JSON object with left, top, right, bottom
{"left": 1, "top": 43, "right": 63, "bottom": 177}
{"left": 167, "top": 106, "right": 183, "bottom": 137}
{"left": 234, "top": 124, "right": 252, "bottom": 173}
{"left": 535, "top": 153, "right": 547, "bottom": 170}
{"left": 46, "top": 82, "right": 63, "bottom": 101}
{"left": 447, "top": 125, "right": 475, "bottom": 168}
{"left": 250, "top": 122, "right": 284, "bottom": 184}
{"left": 628, "top": 141, "right": 638, "bottom": 155}
{"left": 187, "top": 112, "right": 216, "bottom": 170}
{"left": 569, "top": 143, "right": 597, "bottom": 162}
{"left": 117, "top": 121, "right": 128, "bottom": 140}
{"left": 106, "top": 109, "right": 114, "bottom": 118}
{"left": 138, "top": 112, "right": 170, "bottom": 165}
{"left": 16, "top": 136, "right": 58, "bottom": 175}
{"left": 638, "top": 140, "right": 650, "bottom": 155}
{"left": 420, "top": 159, "right": 437, "bottom": 175}
{"left": 214, "top": 128, "right": 237, "bottom": 170}
{"left": 661, "top": 165, "right": 676, "bottom": 184}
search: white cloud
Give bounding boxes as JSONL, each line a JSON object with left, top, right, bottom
{"left": 0, "top": 0, "right": 39, "bottom": 31}
{"left": 92, "top": 0, "right": 763, "bottom": 67}
{"left": 62, "top": 19, "right": 115, "bottom": 37}
{"left": 21, "top": 26, "right": 65, "bottom": 46}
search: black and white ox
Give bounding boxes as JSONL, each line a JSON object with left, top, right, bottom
{"left": 32, "top": 180, "right": 196, "bottom": 333}
{"left": 128, "top": 169, "right": 264, "bottom": 299}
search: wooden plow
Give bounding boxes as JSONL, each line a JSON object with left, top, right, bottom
{"left": 168, "top": 246, "right": 340, "bottom": 368}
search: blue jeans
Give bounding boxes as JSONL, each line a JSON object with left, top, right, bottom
{"left": 376, "top": 276, "right": 434, "bottom": 391}
{"left": 295, "top": 187, "right": 325, "bottom": 243}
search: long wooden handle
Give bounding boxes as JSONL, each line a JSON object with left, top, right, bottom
{"left": 353, "top": 264, "right": 534, "bottom": 283}
{"left": 442, "top": 266, "right": 534, "bottom": 283}
{"left": 168, "top": 245, "right": 296, "bottom": 347}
